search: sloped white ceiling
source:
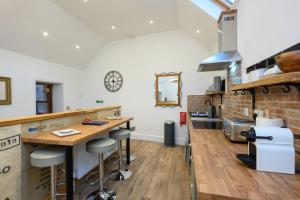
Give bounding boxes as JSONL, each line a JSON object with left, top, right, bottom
{"left": 0, "top": 0, "right": 220, "bottom": 69}
{"left": 51, "top": 0, "right": 179, "bottom": 41}
{"left": 0, "top": 0, "right": 106, "bottom": 69}
{"left": 178, "top": 0, "right": 218, "bottom": 51}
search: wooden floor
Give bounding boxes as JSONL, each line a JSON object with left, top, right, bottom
{"left": 74, "top": 140, "right": 191, "bottom": 200}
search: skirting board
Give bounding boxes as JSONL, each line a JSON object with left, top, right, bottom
{"left": 130, "top": 132, "right": 186, "bottom": 146}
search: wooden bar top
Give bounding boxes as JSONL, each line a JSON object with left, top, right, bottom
{"left": 0, "top": 105, "right": 121, "bottom": 127}
{"left": 22, "top": 117, "right": 133, "bottom": 146}
{"left": 188, "top": 116, "right": 300, "bottom": 200}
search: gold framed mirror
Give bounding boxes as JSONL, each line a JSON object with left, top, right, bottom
{"left": 155, "top": 72, "right": 182, "bottom": 107}
{"left": 0, "top": 76, "right": 12, "bottom": 105}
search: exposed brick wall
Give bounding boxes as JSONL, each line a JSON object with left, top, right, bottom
{"left": 187, "top": 63, "right": 300, "bottom": 151}
{"left": 187, "top": 95, "right": 222, "bottom": 115}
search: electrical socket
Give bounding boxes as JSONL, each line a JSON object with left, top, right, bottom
{"left": 243, "top": 108, "right": 249, "bottom": 117}
{"left": 96, "top": 99, "right": 104, "bottom": 104}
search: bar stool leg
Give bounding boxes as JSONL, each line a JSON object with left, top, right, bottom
{"left": 86, "top": 152, "right": 116, "bottom": 200}
{"left": 50, "top": 166, "right": 57, "bottom": 200}
{"left": 99, "top": 153, "right": 104, "bottom": 192}
{"left": 109, "top": 140, "right": 132, "bottom": 181}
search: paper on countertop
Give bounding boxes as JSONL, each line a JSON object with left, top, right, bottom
{"left": 52, "top": 129, "right": 81, "bottom": 137}
{"left": 105, "top": 116, "right": 121, "bottom": 120}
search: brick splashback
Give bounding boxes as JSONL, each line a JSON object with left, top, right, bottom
{"left": 187, "top": 95, "right": 222, "bottom": 115}
{"left": 187, "top": 63, "right": 300, "bottom": 150}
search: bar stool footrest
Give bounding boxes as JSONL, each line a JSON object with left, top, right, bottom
{"left": 109, "top": 169, "right": 132, "bottom": 181}
{"left": 86, "top": 189, "right": 116, "bottom": 200}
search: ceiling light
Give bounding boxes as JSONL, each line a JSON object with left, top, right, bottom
{"left": 83, "top": 0, "right": 88, "bottom": 2}
{"left": 75, "top": 45, "right": 80, "bottom": 50}
{"left": 111, "top": 25, "right": 116, "bottom": 30}
{"left": 42, "top": 31, "right": 49, "bottom": 37}
{"left": 196, "top": 30, "right": 200, "bottom": 34}
{"left": 149, "top": 20, "right": 154, "bottom": 24}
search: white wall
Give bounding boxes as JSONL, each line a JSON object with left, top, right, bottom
{"left": 82, "top": 30, "right": 225, "bottom": 144}
{"left": 0, "top": 48, "right": 82, "bottom": 118}
{"left": 236, "top": 0, "right": 300, "bottom": 80}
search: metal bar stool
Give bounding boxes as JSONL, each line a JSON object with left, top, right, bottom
{"left": 109, "top": 129, "right": 132, "bottom": 181}
{"left": 86, "top": 138, "right": 117, "bottom": 200}
{"left": 31, "top": 146, "right": 66, "bottom": 200}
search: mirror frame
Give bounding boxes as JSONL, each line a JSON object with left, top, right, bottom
{"left": 0, "top": 76, "right": 12, "bottom": 105}
{"left": 155, "top": 72, "right": 182, "bottom": 107}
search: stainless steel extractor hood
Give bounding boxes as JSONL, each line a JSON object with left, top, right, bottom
{"left": 198, "top": 9, "right": 241, "bottom": 72}
{"left": 198, "top": 51, "right": 242, "bottom": 72}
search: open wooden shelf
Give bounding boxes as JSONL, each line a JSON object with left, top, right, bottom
{"left": 206, "top": 91, "right": 224, "bottom": 95}
{"left": 230, "top": 72, "right": 300, "bottom": 91}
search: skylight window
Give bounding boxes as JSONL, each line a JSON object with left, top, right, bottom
{"left": 226, "top": 0, "right": 235, "bottom": 4}
{"left": 191, "top": 0, "right": 224, "bottom": 20}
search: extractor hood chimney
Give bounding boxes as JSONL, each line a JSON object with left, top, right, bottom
{"left": 198, "top": 9, "right": 241, "bottom": 72}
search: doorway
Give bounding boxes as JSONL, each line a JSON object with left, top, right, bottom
{"left": 35, "top": 82, "right": 53, "bottom": 114}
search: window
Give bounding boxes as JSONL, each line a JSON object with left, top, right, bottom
{"left": 192, "top": 0, "right": 224, "bottom": 20}
{"left": 226, "top": 0, "right": 235, "bottom": 4}
{"left": 36, "top": 82, "right": 53, "bottom": 115}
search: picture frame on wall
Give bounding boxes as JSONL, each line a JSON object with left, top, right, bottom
{"left": 0, "top": 76, "right": 12, "bottom": 105}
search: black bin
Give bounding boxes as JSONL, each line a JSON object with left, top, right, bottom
{"left": 164, "top": 121, "right": 175, "bottom": 147}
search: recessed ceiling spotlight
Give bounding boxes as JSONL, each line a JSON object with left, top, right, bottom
{"left": 196, "top": 29, "right": 200, "bottom": 34}
{"left": 83, "top": 0, "right": 88, "bottom": 2}
{"left": 149, "top": 20, "right": 154, "bottom": 24}
{"left": 111, "top": 25, "right": 116, "bottom": 30}
{"left": 42, "top": 31, "right": 49, "bottom": 37}
{"left": 75, "top": 45, "right": 80, "bottom": 50}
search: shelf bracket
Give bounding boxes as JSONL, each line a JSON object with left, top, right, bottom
{"left": 262, "top": 86, "right": 269, "bottom": 94}
{"left": 282, "top": 84, "right": 291, "bottom": 93}
{"left": 291, "top": 84, "right": 300, "bottom": 93}
{"left": 218, "top": 94, "right": 223, "bottom": 104}
{"left": 249, "top": 89, "right": 256, "bottom": 120}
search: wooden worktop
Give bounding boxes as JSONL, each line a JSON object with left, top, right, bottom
{"left": 22, "top": 117, "right": 133, "bottom": 146}
{"left": 188, "top": 116, "right": 300, "bottom": 200}
{"left": 0, "top": 105, "right": 121, "bottom": 127}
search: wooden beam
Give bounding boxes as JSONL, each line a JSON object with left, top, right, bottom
{"left": 214, "top": 0, "right": 230, "bottom": 10}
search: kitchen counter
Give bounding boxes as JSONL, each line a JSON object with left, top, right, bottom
{"left": 0, "top": 105, "right": 121, "bottom": 127}
{"left": 188, "top": 116, "right": 300, "bottom": 200}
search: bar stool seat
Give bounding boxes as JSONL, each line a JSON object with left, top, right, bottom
{"left": 86, "top": 138, "right": 116, "bottom": 154}
{"left": 86, "top": 138, "right": 117, "bottom": 200}
{"left": 31, "top": 146, "right": 65, "bottom": 168}
{"left": 109, "top": 129, "right": 130, "bottom": 140}
{"left": 31, "top": 146, "right": 66, "bottom": 200}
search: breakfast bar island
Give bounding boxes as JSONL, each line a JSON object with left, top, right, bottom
{"left": 0, "top": 105, "right": 133, "bottom": 200}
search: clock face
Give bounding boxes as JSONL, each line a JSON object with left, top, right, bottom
{"left": 104, "top": 70, "right": 123, "bottom": 92}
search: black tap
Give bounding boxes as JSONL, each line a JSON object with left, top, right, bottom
{"left": 205, "top": 99, "right": 212, "bottom": 106}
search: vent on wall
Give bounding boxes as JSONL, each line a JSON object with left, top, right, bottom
{"left": 224, "top": 16, "right": 235, "bottom": 21}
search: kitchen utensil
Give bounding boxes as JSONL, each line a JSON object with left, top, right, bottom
{"left": 223, "top": 118, "right": 255, "bottom": 142}
{"left": 208, "top": 105, "right": 217, "bottom": 118}
{"left": 205, "top": 100, "right": 217, "bottom": 118}
{"left": 214, "top": 76, "right": 222, "bottom": 91}
{"left": 237, "top": 126, "right": 295, "bottom": 174}
{"left": 256, "top": 117, "right": 283, "bottom": 127}
{"left": 250, "top": 68, "right": 267, "bottom": 81}
{"left": 261, "top": 65, "right": 282, "bottom": 78}
{"left": 275, "top": 50, "right": 300, "bottom": 72}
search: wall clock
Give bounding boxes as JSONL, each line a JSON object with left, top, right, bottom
{"left": 104, "top": 70, "right": 123, "bottom": 92}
